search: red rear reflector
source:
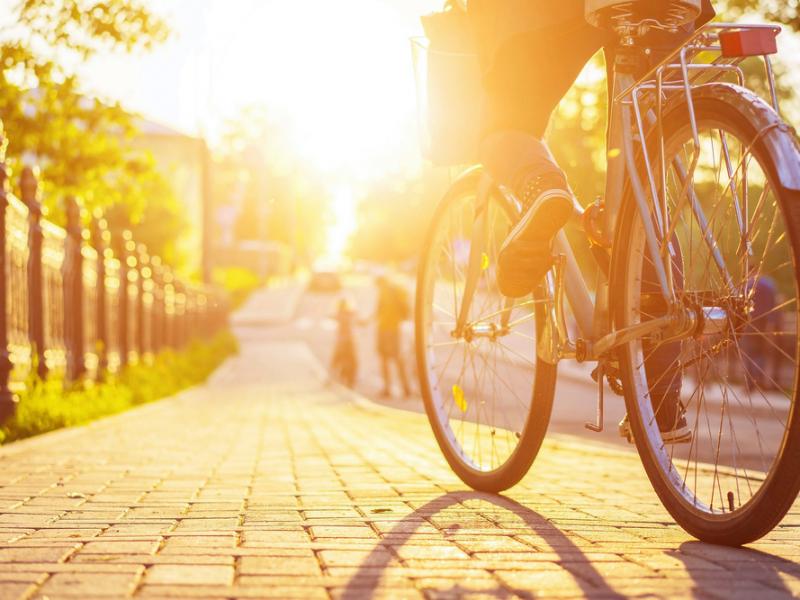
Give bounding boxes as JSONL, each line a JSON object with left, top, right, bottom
{"left": 719, "top": 28, "right": 779, "bottom": 58}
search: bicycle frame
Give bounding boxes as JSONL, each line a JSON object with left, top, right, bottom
{"left": 456, "top": 22, "right": 787, "bottom": 371}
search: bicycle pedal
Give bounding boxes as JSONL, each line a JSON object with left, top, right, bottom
{"left": 618, "top": 414, "right": 634, "bottom": 444}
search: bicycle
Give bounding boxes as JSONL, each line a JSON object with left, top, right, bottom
{"left": 414, "top": 2, "right": 800, "bottom": 545}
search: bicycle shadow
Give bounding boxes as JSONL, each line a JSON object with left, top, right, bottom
{"left": 672, "top": 540, "right": 799, "bottom": 596}
{"left": 340, "top": 490, "right": 625, "bottom": 599}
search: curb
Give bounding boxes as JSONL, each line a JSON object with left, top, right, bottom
{"left": 0, "top": 386, "right": 199, "bottom": 458}
{"left": 324, "top": 362, "right": 639, "bottom": 459}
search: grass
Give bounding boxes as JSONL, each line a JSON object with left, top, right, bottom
{"left": 0, "top": 331, "right": 238, "bottom": 444}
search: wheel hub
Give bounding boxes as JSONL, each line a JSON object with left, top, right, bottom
{"left": 455, "top": 322, "right": 509, "bottom": 343}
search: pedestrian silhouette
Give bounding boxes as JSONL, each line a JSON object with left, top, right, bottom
{"left": 330, "top": 297, "right": 358, "bottom": 388}
{"left": 375, "top": 275, "right": 411, "bottom": 398}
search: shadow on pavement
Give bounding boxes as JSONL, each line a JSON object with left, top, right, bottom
{"left": 673, "top": 540, "right": 797, "bottom": 596}
{"left": 341, "top": 491, "right": 626, "bottom": 599}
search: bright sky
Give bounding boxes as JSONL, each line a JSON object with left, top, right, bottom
{"left": 38, "top": 0, "right": 442, "bottom": 259}
{"left": 5, "top": 1, "right": 800, "bottom": 171}
{"left": 78, "top": 0, "right": 440, "bottom": 176}
{"left": 5, "top": 1, "right": 799, "bottom": 259}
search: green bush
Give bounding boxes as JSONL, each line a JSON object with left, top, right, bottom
{"left": 212, "top": 266, "right": 262, "bottom": 309}
{"left": 0, "top": 331, "right": 238, "bottom": 444}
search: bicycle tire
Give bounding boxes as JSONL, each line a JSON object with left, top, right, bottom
{"left": 415, "top": 167, "right": 557, "bottom": 492}
{"left": 613, "top": 83, "right": 800, "bottom": 544}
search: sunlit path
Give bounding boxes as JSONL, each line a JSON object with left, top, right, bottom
{"left": 0, "top": 307, "right": 795, "bottom": 598}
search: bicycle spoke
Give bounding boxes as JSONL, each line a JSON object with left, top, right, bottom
{"left": 420, "top": 183, "right": 542, "bottom": 474}
{"left": 625, "top": 115, "right": 798, "bottom": 518}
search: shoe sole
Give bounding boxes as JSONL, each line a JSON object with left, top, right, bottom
{"left": 503, "top": 190, "right": 574, "bottom": 251}
{"left": 660, "top": 424, "right": 693, "bottom": 444}
{"left": 620, "top": 415, "right": 693, "bottom": 445}
{"left": 496, "top": 191, "right": 574, "bottom": 297}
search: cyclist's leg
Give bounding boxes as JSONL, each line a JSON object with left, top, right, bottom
{"left": 470, "top": 4, "right": 714, "bottom": 298}
{"left": 470, "top": 12, "right": 609, "bottom": 296}
{"left": 640, "top": 243, "right": 691, "bottom": 441}
{"left": 629, "top": 18, "right": 720, "bottom": 441}
{"left": 476, "top": 17, "right": 607, "bottom": 190}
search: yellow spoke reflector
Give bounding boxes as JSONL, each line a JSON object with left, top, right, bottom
{"left": 452, "top": 384, "right": 467, "bottom": 413}
{"left": 481, "top": 252, "right": 490, "bottom": 271}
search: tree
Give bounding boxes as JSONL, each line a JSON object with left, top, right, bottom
{"left": 725, "top": 1, "right": 800, "bottom": 30}
{"left": 0, "top": 0, "right": 182, "bottom": 261}
{"left": 347, "top": 170, "right": 450, "bottom": 264}
{"left": 213, "top": 106, "right": 330, "bottom": 264}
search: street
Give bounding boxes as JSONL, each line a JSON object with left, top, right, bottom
{"left": 0, "top": 283, "right": 794, "bottom": 597}
{"left": 273, "top": 274, "right": 786, "bottom": 472}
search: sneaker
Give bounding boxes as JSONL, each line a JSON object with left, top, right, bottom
{"left": 618, "top": 411, "right": 692, "bottom": 445}
{"left": 497, "top": 172, "right": 574, "bottom": 298}
{"left": 652, "top": 394, "right": 693, "bottom": 444}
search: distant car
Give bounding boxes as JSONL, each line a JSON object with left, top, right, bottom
{"left": 307, "top": 270, "right": 342, "bottom": 293}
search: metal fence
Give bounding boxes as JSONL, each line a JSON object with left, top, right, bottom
{"left": 0, "top": 128, "right": 228, "bottom": 419}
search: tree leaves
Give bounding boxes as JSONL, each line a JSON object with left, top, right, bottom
{"left": 1, "top": 0, "right": 182, "bottom": 261}
{"left": 17, "top": 0, "right": 170, "bottom": 59}
{"left": 724, "top": 0, "right": 800, "bottom": 31}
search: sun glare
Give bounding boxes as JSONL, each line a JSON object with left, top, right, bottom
{"left": 325, "top": 187, "right": 358, "bottom": 261}
{"left": 196, "top": 0, "right": 429, "bottom": 260}
{"left": 207, "top": 0, "right": 420, "bottom": 178}
{"left": 81, "top": 0, "right": 440, "bottom": 262}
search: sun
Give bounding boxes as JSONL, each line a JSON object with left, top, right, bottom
{"left": 208, "top": 0, "right": 420, "bottom": 177}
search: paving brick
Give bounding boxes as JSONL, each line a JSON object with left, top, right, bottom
{"left": 0, "top": 582, "right": 37, "bottom": 598}
{"left": 0, "top": 545, "right": 78, "bottom": 563}
{"left": 308, "top": 525, "right": 377, "bottom": 539}
{"left": 37, "top": 571, "right": 142, "bottom": 596}
{"left": 78, "top": 540, "right": 160, "bottom": 555}
{"left": 237, "top": 556, "right": 322, "bottom": 576}
{"left": 144, "top": 564, "right": 234, "bottom": 585}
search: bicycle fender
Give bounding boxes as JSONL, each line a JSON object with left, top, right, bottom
{"left": 671, "top": 83, "right": 800, "bottom": 191}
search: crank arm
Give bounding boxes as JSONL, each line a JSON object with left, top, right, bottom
{"left": 589, "top": 314, "right": 675, "bottom": 358}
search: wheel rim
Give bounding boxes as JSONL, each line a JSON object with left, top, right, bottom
{"left": 419, "top": 184, "right": 541, "bottom": 474}
{"left": 623, "top": 118, "right": 799, "bottom": 517}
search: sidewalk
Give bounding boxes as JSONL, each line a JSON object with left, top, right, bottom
{"left": 0, "top": 332, "right": 798, "bottom": 598}
{"left": 230, "top": 278, "right": 305, "bottom": 326}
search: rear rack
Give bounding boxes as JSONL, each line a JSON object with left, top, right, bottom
{"left": 616, "top": 23, "right": 782, "bottom": 114}
{"left": 614, "top": 23, "right": 783, "bottom": 260}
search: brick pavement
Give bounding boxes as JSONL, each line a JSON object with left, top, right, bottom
{"left": 0, "top": 334, "right": 797, "bottom": 599}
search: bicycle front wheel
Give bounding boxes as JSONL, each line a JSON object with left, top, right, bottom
{"left": 614, "top": 84, "right": 800, "bottom": 544}
{"left": 415, "top": 167, "right": 557, "bottom": 492}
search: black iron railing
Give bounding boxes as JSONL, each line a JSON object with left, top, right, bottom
{"left": 0, "top": 124, "right": 229, "bottom": 419}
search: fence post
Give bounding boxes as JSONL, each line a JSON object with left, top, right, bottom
{"left": 20, "top": 166, "right": 46, "bottom": 380}
{"left": 186, "top": 289, "right": 196, "bottom": 344}
{"left": 149, "top": 256, "right": 162, "bottom": 354}
{"left": 163, "top": 266, "right": 174, "bottom": 349}
{"left": 117, "top": 229, "right": 132, "bottom": 368}
{"left": 136, "top": 244, "right": 148, "bottom": 358}
{"left": 0, "top": 125, "right": 15, "bottom": 420}
{"left": 90, "top": 213, "right": 108, "bottom": 376}
{"left": 173, "top": 280, "right": 184, "bottom": 349}
{"left": 64, "top": 195, "right": 84, "bottom": 381}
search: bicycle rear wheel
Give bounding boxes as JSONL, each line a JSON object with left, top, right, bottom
{"left": 614, "top": 84, "right": 800, "bottom": 544}
{"left": 415, "top": 167, "right": 557, "bottom": 492}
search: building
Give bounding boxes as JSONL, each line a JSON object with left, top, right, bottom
{"left": 133, "top": 118, "right": 208, "bottom": 277}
